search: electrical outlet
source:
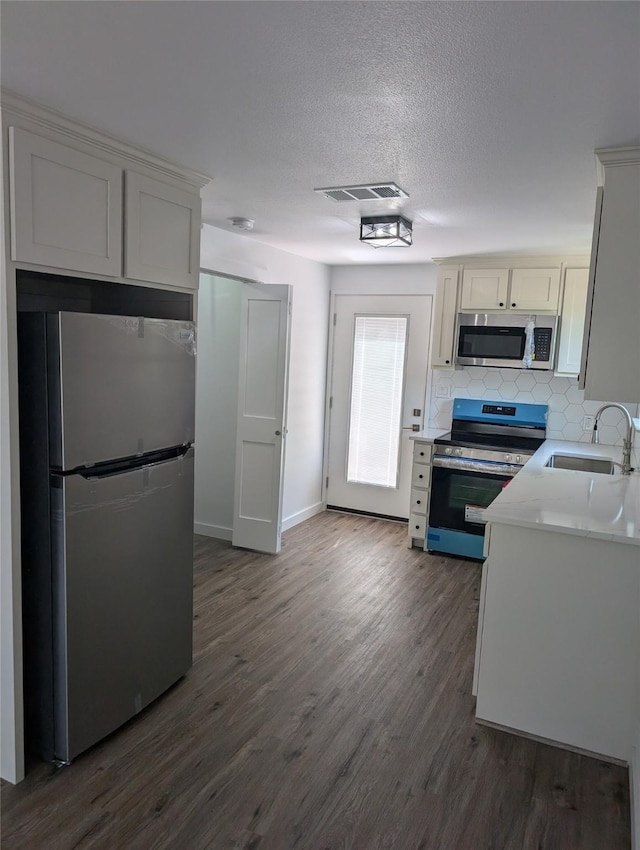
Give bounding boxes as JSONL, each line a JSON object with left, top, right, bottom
{"left": 436, "top": 383, "right": 451, "bottom": 399}
{"left": 583, "top": 415, "right": 595, "bottom": 430}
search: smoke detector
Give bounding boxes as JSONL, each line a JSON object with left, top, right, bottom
{"left": 314, "top": 182, "right": 409, "bottom": 202}
{"left": 229, "top": 217, "right": 255, "bottom": 231}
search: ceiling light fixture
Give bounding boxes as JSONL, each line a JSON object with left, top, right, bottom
{"left": 359, "top": 214, "right": 413, "bottom": 248}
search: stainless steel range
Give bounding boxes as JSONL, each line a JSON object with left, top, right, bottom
{"left": 427, "top": 398, "right": 548, "bottom": 559}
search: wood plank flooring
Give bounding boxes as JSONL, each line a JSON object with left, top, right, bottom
{"left": 1, "top": 511, "right": 631, "bottom": 849}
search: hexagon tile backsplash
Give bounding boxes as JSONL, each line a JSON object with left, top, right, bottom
{"left": 429, "top": 367, "right": 639, "bottom": 446}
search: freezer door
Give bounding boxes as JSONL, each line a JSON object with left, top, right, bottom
{"left": 48, "top": 312, "right": 195, "bottom": 469}
{"left": 51, "top": 449, "right": 194, "bottom": 762}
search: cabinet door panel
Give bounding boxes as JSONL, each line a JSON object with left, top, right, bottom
{"left": 556, "top": 268, "right": 588, "bottom": 376}
{"left": 583, "top": 163, "right": 640, "bottom": 401}
{"left": 125, "top": 172, "right": 200, "bottom": 288}
{"left": 431, "top": 266, "right": 458, "bottom": 366}
{"left": 461, "top": 268, "right": 509, "bottom": 310}
{"left": 9, "top": 127, "right": 122, "bottom": 276}
{"left": 509, "top": 268, "right": 560, "bottom": 311}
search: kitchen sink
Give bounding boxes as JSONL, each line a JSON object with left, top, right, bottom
{"left": 545, "top": 454, "right": 615, "bottom": 474}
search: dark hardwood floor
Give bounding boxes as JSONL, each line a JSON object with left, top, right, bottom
{"left": 1, "top": 512, "right": 631, "bottom": 849}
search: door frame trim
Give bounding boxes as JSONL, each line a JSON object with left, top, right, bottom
{"left": 322, "top": 291, "right": 435, "bottom": 510}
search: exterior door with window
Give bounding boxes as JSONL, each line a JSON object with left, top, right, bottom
{"left": 326, "top": 294, "right": 432, "bottom": 518}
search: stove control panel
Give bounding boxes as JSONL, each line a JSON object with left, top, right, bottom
{"left": 435, "top": 445, "right": 535, "bottom": 466}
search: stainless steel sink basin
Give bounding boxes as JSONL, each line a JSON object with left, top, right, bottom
{"left": 545, "top": 454, "right": 615, "bottom": 474}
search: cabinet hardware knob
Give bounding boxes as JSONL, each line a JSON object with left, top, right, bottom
{"left": 512, "top": 302, "right": 516, "bottom": 307}
{"left": 445, "top": 359, "right": 450, "bottom": 364}
{"left": 499, "top": 302, "right": 504, "bottom": 307}
{"left": 275, "top": 430, "right": 282, "bottom": 436}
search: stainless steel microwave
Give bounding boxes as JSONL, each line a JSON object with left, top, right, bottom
{"left": 455, "top": 313, "right": 558, "bottom": 370}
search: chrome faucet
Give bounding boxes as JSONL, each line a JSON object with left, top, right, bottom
{"left": 591, "top": 403, "right": 635, "bottom": 475}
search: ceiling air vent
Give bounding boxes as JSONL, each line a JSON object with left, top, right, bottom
{"left": 315, "top": 183, "right": 409, "bottom": 202}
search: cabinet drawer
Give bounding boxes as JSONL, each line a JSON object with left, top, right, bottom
{"left": 410, "top": 488, "right": 429, "bottom": 516}
{"left": 412, "top": 465, "right": 431, "bottom": 488}
{"left": 408, "top": 513, "right": 426, "bottom": 539}
{"left": 413, "top": 442, "right": 432, "bottom": 464}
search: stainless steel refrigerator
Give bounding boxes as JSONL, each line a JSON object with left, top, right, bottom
{"left": 19, "top": 311, "right": 196, "bottom": 763}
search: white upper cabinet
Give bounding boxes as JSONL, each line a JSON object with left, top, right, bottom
{"left": 9, "top": 128, "right": 123, "bottom": 277}
{"left": 125, "top": 172, "right": 200, "bottom": 289}
{"left": 580, "top": 149, "right": 640, "bottom": 401}
{"left": 430, "top": 266, "right": 459, "bottom": 366}
{"left": 461, "top": 268, "right": 509, "bottom": 310}
{"left": 555, "top": 267, "right": 588, "bottom": 377}
{"left": 461, "top": 267, "right": 560, "bottom": 312}
{"left": 5, "top": 97, "right": 208, "bottom": 290}
{"left": 509, "top": 268, "right": 560, "bottom": 311}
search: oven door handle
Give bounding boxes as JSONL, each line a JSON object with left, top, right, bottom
{"left": 432, "top": 456, "right": 522, "bottom": 477}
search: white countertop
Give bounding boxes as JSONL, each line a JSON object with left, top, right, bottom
{"left": 484, "top": 439, "right": 640, "bottom": 545}
{"left": 409, "top": 428, "right": 449, "bottom": 442}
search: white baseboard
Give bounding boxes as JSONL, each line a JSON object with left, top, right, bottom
{"left": 194, "top": 505, "right": 323, "bottom": 542}
{"left": 281, "top": 502, "right": 324, "bottom": 532}
{"left": 193, "top": 521, "right": 232, "bottom": 541}
{"left": 632, "top": 745, "right": 639, "bottom": 850}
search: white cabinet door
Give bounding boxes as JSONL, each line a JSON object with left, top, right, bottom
{"left": 430, "top": 266, "right": 459, "bottom": 366}
{"left": 125, "top": 172, "right": 200, "bottom": 289}
{"left": 9, "top": 127, "right": 123, "bottom": 276}
{"left": 556, "top": 268, "right": 589, "bottom": 376}
{"left": 509, "top": 268, "right": 561, "bottom": 311}
{"left": 582, "top": 158, "right": 640, "bottom": 402}
{"left": 232, "top": 284, "right": 291, "bottom": 554}
{"left": 460, "top": 268, "right": 509, "bottom": 310}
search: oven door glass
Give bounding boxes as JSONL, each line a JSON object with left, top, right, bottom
{"left": 457, "top": 325, "right": 525, "bottom": 361}
{"left": 429, "top": 465, "right": 510, "bottom": 535}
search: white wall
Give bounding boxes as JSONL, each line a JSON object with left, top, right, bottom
{"left": 199, "top": 225, "right": 330, "bottom": 531}
{"left": 194, "top": 274, "right": 242, "bottom": 538}
{"left": 331, "top": 262, "right": 437, "bottom": 295}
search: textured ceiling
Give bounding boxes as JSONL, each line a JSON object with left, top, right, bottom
{"left": 2, "top": 1, "right": 639, "bottom": 265}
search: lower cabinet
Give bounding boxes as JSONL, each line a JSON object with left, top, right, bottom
{"left": 472, "top": 558, "right": 489, "bottom": 696}
{"left": 407, "top": 440, "right": 432, "bottom": 548}
{"left": 475, "top": 522, "right": 639, "bottom": 761}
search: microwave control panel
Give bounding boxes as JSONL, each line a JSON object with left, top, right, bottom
{"left": 533, "top": 328, "right": 553, "bottom": 361}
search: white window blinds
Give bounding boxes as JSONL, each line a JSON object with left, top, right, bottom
{"left": 347, "top": 315, "right": 408, "bottom": 488}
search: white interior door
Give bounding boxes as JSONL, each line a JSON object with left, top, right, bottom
{"left": 232, "top": 283, "right": 291, "bottom": 553}
{"left": 326, "top": 294, "right": 432, "bottom": 518}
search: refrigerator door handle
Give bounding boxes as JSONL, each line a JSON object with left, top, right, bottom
{"left": 76, "top": 445, "right": 193, "bottom": 480}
